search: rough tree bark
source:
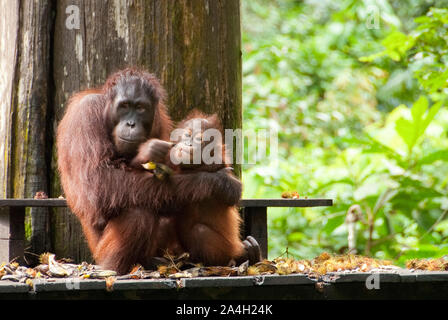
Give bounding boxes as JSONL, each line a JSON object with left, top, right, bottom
{"left": 50, "top": 0, "right": 242, "bottom": 262}
{"left": 0, "top": 1, "right": 53, "bottom": 264}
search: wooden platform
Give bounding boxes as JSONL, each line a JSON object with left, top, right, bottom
{"left": 1, "top": 270, "right": 447, "bottom": 300}
{"left": 0, "top": 198, "right": 333, "bottom": 207}
{"left": 0, "top": 198, "right": 333, "bottom": 263}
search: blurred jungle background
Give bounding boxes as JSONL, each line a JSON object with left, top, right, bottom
{"left": 241, "top": 0, "right": 448, "bottom": 264}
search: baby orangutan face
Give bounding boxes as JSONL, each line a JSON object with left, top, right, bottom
{"left": 170, "top": 115, "right": 227, "bottom": 172}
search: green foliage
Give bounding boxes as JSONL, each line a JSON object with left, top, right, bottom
{"left": 395, "top": 96, "right": 442, "bottom": 153}
{"left": 364, "top": 7, "right": 448, "bottom": 100}
{"left": 242, "top": 0, "right": 448, "bottom": 262}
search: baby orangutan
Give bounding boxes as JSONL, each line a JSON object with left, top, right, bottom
{"left": 144, "top": 110, "right": 262, "bottom": 266}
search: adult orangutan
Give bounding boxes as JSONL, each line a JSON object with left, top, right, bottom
{"left": 57, "top": 68, "right": 259, "bottom": 274}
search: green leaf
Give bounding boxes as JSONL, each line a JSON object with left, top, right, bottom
{"left": 395, "top": 96, "right": 442, "bottom": 153}
{"left": 413, "top": 210, "right": 438, "bottom": 231}
{"left": 418, "top": 149, "right": 448, "bottom": 166}
{"left": 420, "top": 100, "right": 443, "bottom": 133}
{"left": 410, "top": 95, "right": 428, "bottom": 122}
{"left": 395, "top": 118, "right": 416, "bottom": 152}
{"left": 388, "top": 51, "right": 401, "bottom": 62}
{"left": 373, "top": 189, "right": 398, "bottom": 214}
{"left": 344, "top": 133, "right": 403, "bottom": 163}
{"left": 358, "top": 51, "right": 386, "bottom": 62}
{"left": 322, "top": 215, "right": 345, "bottom": 235}
{"left": 381, "top": 31, "right": 416, "bottom": 60}
{"left": 434, "top": 220, "right": 448, "bottom": 237}
{"left": 397, "top": 245, "right": 448, "bottom": 265}
{"left": 315, "top": 178, "right": 355, "bottom": 192}
{"left": 287, "top": 232, "right": 304, "bottom": 242}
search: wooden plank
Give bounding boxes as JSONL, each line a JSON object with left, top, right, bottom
{"left": 0, "top": 198, "right": 332, "bottom": 208}
{"left": 0, "top": 0, "right": 19, "bottom": 199}
{"left": 242, "top": 206, "right": 268, "bottom": 259}
{"left": 0, "top": 207, "right": 25, "bottom": 241}
{"left": 0, "top": 197, "right": 332, "bottom": 263}
{"left": 239, "top": 198, "right": 333, "bottom": 207}
{"left": 0, "top": 199, "right": 67, "bottom": 207}
{"left": 0, "top": 206, "right": 25, "bottom": 264}
{"left": 0, "top": 208, "right": 10, "bottom": 239}
{"left": 3, "top": 271, "right": 448, "bottom": 299}
{"left": 0, "top": 240, "right": 24, "bottom": 264}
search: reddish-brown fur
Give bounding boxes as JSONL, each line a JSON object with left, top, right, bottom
{"left": 166, "top": 111, "right": 245, "bottom": 265}
{"left": 57, "top": 69, "right": 243, "bottom": 274}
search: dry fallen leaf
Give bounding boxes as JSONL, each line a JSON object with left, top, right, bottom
{"left": 48, "top": 254, "right": 71, "bottom": 277}
{"left": 34, "top": 191, "right": 48, "bottom": 199}
{"left": 406, "top": 257, "right": 448, "bottom": 271}
{"left": 106, "top": 277, "right": 116, "bottom": 291}
{"left": 25, "top": 279, "right": 34, "bottom": 288}
{"left": 39, "top": 252, "right": 51, "bottom": 265}
{"left": 281, "top": 191, "right": 300, "bottom": 199}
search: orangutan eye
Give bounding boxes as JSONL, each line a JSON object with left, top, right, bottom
{"left": 119, "top": 103, "right": 129, "bottom": 110}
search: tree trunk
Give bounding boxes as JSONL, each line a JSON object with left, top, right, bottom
{"left": 50, "top": 0, "right": 242, "bottom": 262}
{"left": 0, "top": 0, "right": 53, "bottom": 264}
